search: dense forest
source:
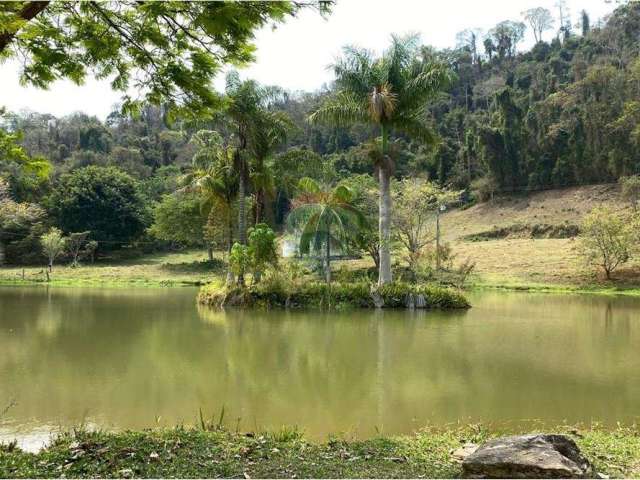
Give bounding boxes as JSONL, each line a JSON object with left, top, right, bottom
{"left": 2, "top": 1, "right": 640, "bottom": 266}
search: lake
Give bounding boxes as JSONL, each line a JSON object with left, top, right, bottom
{"left": 1, "top": 286, "right": 639, "bottom": 451}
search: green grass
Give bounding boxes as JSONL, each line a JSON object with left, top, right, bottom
{"left": 2, "top": 425, "right": 639, "bottom": 478}
{"left": 0, "top": 250, "right": 225, "bottom": 288}
{"left": 468, "top": 277, "right": 640, "bottom": 296}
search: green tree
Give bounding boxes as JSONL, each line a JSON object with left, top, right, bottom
{"left": 0, "top": 1, "right": 329, "bottom": 115}
{"left": 339, "top": 174, "right": 380, "bottom": 269}
{"left": 0, "top": 115, "right": 51, "bottom": 201}
{"left": 247, "top": 223, "right": 278, "bottom": 283}
{"left": 250, "top": 109, "right": 294, "bottom": 224}
{"left": 223, "top": 72, "right": 264, "bottom": 253}
{"left": 181, "top": 130, "right": 237, "bottom": 265}
{"left": 150, "top": 192, "right": 207, "bottom": 248}
{"left": 579, "top": 207, "right": 637, "bottom": 279}
{"left": 0, "top": 178, "right": 46, "bottom": 265}
{"left": 229, "top": 242, "right": 250, "bottom": 281}
{"left": 310, "top": 34, "right": 452, "bottom": 285}
{"left": 48, "top": 166, "right": 148, "bottom": 248}
{"left": 40, "top": 227, "right": 65, "bottom": 272}
{"left": 392, "top": 178, "right": 460, "bottom": 277}
{"left": 487, "top": 20, "right": 526, "bottom": 59}
{"left": 287, "top": 178, "right": 365, "bottom": 283}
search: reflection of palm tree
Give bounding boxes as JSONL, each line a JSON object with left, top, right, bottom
{"left": 287, "top": 178, "right": 366, "bottom": 283}
{"left": 310, "top": 34, "right": 452, "bottom": 285}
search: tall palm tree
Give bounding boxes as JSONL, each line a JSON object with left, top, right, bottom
{"left": 181, "top": 130, "right": 237, "bottom": 277}
{"left": 287, "top": 178, "right": 365, "bottom": 283}
{"left": 223, "top": 72, "right": 292, "bottom": 284}
{"left": 309, "top": 34, "right": 452, "bottom": 285}
{"left": 224, "top": 72, "right": 261, "bottom": 251}
{"left": 250, "top": 109, "right": 294, "bottom": 224}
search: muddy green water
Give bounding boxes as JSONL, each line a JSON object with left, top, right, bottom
{"left": 1, "top": 286, "right": 639, "bottom": 450}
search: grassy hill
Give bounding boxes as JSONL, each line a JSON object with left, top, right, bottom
{"left": 442, "top": 184, "right": 639, "bottom": 290}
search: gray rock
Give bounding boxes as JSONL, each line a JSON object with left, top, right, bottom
{"left": 462, "top": 434, "right": 595, "bottom": 478}
{"left": 452, "top": 443, "right": 479, "bottom": 463}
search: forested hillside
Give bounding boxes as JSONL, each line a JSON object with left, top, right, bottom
{"left": 2, "top": 1, "right": 639, "bottom": 266}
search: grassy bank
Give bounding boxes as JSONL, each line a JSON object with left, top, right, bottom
{"left": 2, "top": 425, "right": 640, "bottom": 478}
{"left": 468, "top": 276, "right": 640, "bottom": 296}
{"left": 198, "top": 281, "right": 470, "bottom": 310}
{"left": 2, "top": 184, "right": 640, "bottom": 295}
{"left": 0, "top": 251, "right": 223, "bottom": 288}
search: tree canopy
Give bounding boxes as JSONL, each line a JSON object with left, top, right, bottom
{"left": 0, "top": 1, "right": 330, "bottom": 115}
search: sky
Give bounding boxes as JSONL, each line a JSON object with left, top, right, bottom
{"left": 0, "top": 0, "right": 617, "bottom": 120}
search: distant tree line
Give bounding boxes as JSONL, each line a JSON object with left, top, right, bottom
{"left": 2, "top": 1, "right": 640, "bottom": 273}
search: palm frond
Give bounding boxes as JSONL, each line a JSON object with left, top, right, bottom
{"left": 308, "top": 92, "right": 368, "bottom": 126}
{"left": 298, "top": 177, "right": 321, "bottom": 194}
{"left": 393, "top": 114, "right": 439, "bottom": 145}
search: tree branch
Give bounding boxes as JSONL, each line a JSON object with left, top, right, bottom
{"left": 0, "top": 1, "right": 50, "bottom": 54}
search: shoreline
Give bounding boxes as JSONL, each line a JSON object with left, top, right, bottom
{"left": 2, "top": 275, "right": 639, "bottom": 297}
{"left": 1, "top": 424, "right": 639, "bottom": 478}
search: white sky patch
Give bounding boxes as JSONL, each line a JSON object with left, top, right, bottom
{"left": 0, "top": 0, "right": 616, "bottom": 120}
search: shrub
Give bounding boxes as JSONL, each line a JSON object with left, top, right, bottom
{"left": 247, "top": 223, "right": 278, "bottom": 282}
{"left": 579, "top": 206, "right": 637, "bottom": 279}
{"left": 620, "top": 175, "right": 640, "bottom": 211}
{"left": 229, "top": 243, "right": 250, "bottom": 278}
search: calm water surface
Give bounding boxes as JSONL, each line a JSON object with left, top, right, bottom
{"left": 1, "top": 286, "right": 639, "bottom": 450}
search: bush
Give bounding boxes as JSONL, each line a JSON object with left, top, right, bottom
{"left": 620, "top": 175, "right": 640, "bottom": 211}
{"left": 579, "top": 206, "right": 638, "bottom": 279}
{"left": 229, "top": 243, "right": 250, "bottom": 278}
{"left": 247, "top": 223, "right": 278, "bottom": 282}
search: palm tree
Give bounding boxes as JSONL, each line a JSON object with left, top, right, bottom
{"left": 181, "top": 130, "right": 237, "bottom": 277}
{"left": 223, "top": 72, "right": 292, "bottom": 284}
{"left": 224, "top": 72, "right": 261, "bottom": 252}
{"left": 309, "top": 34, "right": 452, "bottom": 285}
{"left": 250, "top": 109, "right": 294, "bottom": 224}
{"left": 287, "top": 178, "right": 365, "bottom": 283}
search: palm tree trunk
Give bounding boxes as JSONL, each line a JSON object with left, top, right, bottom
{"left": 237, "top": 156, "right": 247, "bottom": 286}
{"left": 238, "top": 168, "right": 247, "bottom": 245}
{"left": 378, "top": 125, "right": 392, "bottom": 286}
{"left": 207, "top": 245, "right": 214, "bottom": 262}
{"left": 226, "top": 210, "right": 235, "bottom": 284}
{"left": 325, "top": 225, "right": 331, "bottom": 284}
{"left": 255, "top": 188, "right": 263, "bottom": 225}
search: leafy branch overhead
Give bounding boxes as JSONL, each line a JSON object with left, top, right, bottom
{"left": 0, "top": 1, "right": 331, "bottom": 116}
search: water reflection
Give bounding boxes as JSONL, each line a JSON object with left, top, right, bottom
{"left": 0, "top": 286, "right": 639, "bottom": 447}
